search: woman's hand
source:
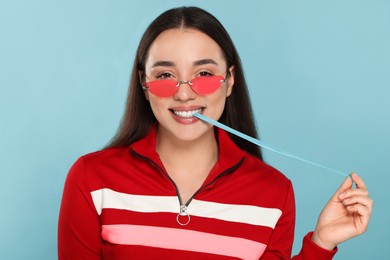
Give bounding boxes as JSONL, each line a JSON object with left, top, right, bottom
{"left": 311, "top": 173, "right": 373, "bottom": 250}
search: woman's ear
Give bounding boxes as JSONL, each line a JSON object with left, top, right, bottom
{"left": 138, "top": 70, "right": 150, "bottom": 101}
{"left": 226, "top": 65, "right": 235, "bottom": 97}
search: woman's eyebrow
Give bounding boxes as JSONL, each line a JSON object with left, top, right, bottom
{"left": 151, "top": 59, "right": 218, "bottom": 68}
{"left": 151, "top": 61, "right": 175, "bottom": 68}
{"left": 193, "top": 59, "right": 219, "bottom": 66}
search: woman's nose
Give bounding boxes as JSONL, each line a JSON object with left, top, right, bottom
{"left": 173, "top": 80, "right": 197, "bottom": 101}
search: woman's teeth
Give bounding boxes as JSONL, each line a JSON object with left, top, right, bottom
{"left": 173, "top": 109, "right": 202, "bottom": 118}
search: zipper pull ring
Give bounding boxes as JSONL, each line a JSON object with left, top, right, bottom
{"left": 176, "top": 205, "right": 190, "bottom": 226}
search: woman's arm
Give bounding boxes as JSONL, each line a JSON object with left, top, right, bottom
{"left": 58, "top": 158, "right": 102, "bottom": 260}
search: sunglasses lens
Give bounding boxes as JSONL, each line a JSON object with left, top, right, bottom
{"left": 145, "top": 80, "right": 178, "bottom": 97}
{"left": 191, "top": 76, "right": 224, "bottom": 94}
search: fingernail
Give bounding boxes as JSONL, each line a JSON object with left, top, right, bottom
{"left": 339, "top": 192, "right": 346, "bottom": 199}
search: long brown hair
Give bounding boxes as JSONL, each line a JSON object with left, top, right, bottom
{"left": 106, "top": 6, "right": 263, "bottom": 160}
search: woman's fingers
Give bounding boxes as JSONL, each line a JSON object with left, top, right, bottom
{"left": 339, "top": 173, "right": 373, "bottom": 212}
{"left": 342, "top": 193, "right": 373, "bottom": 207}
{"left": 333, "top": 174, "right": 354, "bottom": 201}
{"left": 351, "top": 172, "right": 368, "bottom": 190}
{"left": 345, "top": 203, "right": 372, "bottom": 233}
{"left": 340, "top": 173, "right": 373, "bottom": 234}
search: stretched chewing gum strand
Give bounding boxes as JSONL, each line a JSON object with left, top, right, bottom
{"left": 195, "top": 113, "right": 350, "bottom": 179}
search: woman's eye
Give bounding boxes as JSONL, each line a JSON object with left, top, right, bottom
{"left": 199, "top": 71, "right": 213, "bottom": 77}
{"left": 157, "top": 72, "right": 173, "bottom": 79}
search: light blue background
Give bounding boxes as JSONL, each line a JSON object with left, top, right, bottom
{"left": 0, "top": 0, "right": 388, "bottom": 259}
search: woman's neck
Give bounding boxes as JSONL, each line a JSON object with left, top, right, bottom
{"left": 155, "top": 127, "right": 219, "bottom": 203}
{"left": 156, "top": 127, "right": 218, "bottom": 170}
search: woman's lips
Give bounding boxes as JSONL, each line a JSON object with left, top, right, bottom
{"left": 172, "top": 108, "right": 202, "bottom": 118}
{"left": 169, "top": 107, "right": 204, "bottom": 124}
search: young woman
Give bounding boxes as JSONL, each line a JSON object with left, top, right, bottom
{"left": 58, "top": 6, "right": 373, "bottom": 259}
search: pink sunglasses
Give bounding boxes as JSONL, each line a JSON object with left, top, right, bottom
{"left": 142, "top": 75, "right": 226, "bottom": 97}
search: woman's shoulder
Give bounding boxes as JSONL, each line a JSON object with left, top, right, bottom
{"left": 65, "top": 146, "right": 132, "bottom": 188}
{"left": 79, "top": 146, "right": 130, "bottom": 163}
{"left": 68, "top": 146, "right": 132, "bottom": 177}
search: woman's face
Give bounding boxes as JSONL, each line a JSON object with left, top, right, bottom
{"left": 143, "top": 28, "right": 234, "bottom": 143}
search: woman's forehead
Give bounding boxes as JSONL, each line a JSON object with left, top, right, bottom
{"left": 145, "top": 28, "right": 226, "bottom": 69}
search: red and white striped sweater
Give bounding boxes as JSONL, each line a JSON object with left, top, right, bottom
{"left": 58, "top": 127, "right": 336, "bottom": 259}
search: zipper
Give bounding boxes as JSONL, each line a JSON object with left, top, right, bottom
{"left": 177, "top": 204, "right": 190, "bottom": 226}
{"left": 131, "top": 148, "right": 244, "bottom": 226}
{"left": 176, "top": 158, "right": 244, "bottom": 225}
{"left": 184, "top": 158, "right": 244, "bottom": 206}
